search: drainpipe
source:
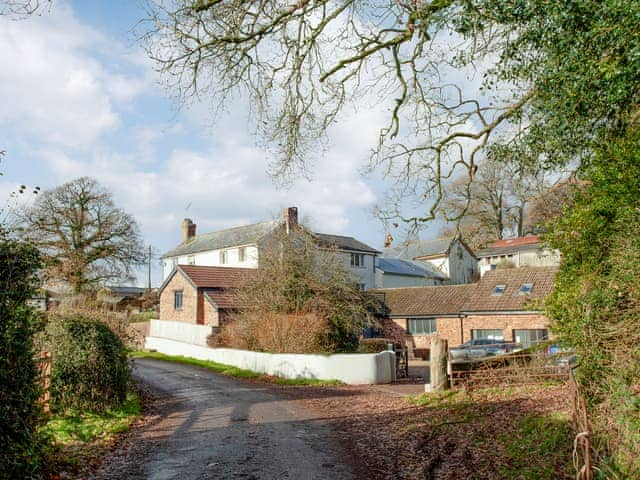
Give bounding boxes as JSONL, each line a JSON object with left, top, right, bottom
{"left": 458, "top": 314, "right": 467, "bottom": 344}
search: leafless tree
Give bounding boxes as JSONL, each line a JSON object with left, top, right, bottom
{"left": 440, "top": 156, "right": 563, "bottom": 249}
{"left": 0, "top": 0, "right": 50, "bottom": 17}
{"left": 17, "top": 177, "right": 146, "bottom": 293}
{"left": 141, "top": 0, "right": 536, "bottom": 226}
{"left": 227, "top": 226, "right": 373, "bottom": 352}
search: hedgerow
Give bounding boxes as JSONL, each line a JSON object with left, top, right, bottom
{"left": 0, "top": 234, "right": 47, "bottom": 480}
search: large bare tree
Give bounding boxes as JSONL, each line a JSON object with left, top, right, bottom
{"left": 17, "top": 177, "right": 145, "bottom": 293}
{"left": 440, "top": 156, "right": 563, "bottom": 248}
{"left": 141, "top": 1, "right": 624, "bottom": 231}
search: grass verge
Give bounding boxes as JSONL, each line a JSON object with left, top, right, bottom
{"left": 130, "top": 350, "right": 343, "bottom": 386}
{"left": 41, "top": 391, "right": 142, "bottom": 476}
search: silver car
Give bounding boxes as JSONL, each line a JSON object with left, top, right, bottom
{"left": 449, "top": 339, "right": 521, "bottom": 362}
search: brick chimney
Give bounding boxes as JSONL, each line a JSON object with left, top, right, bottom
{"left": 283, "top": 207, "right": 298, "bottom": 234}
{"left": 181, "top": 218, "right": 196, "bottom": 243}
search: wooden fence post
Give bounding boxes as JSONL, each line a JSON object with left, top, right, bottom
{"left": 39, "top": 351, "right": 51, "bottom": 414}
{"left": 430, "top": 338, "right": 449, "bottom": 391}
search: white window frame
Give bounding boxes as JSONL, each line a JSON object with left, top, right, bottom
{"left": 238, "top": 246, "right": 246, "bottom": 263}
{"left": 220, "top": 250, "right": 229, "bottom": 265}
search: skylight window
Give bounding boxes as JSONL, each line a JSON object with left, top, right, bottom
{"left": 519, "top": 283, "right": 533, "bottom": 295}
{"left": 492, "top": 284, "right": 506, "bottom": 295}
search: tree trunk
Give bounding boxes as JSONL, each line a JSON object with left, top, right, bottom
{"left": 430, "top": 337, "right": 449, "bottom": 391}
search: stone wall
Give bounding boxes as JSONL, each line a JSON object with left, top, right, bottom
{"left": 159, "top": 273, "right": 198, "bottom": 324}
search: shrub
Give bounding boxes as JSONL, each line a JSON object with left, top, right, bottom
{"left": 0, "top": 236, "right": 46, "bottom": 480}
{"left": 357, "top": 338, "right": 398, "bottom": 353}
{"left": 45, "top": 316, "right": 129, "bottom": 412}
{"left": 49, "top": 303, "right": 140, "bottom": 350}
{"left": 223, "top": 312, "right": 328, "bottom": 353}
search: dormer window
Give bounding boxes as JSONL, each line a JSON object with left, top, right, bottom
{"left": 519, "top": 283, "right": 533, "bottom": 295}
{"left": 492, "top": 284, "right": 506, "bottom": 295}
{"left": 220, "top": 250, "right": 228, "bottom": 265}
{"left": 238, "top": 247, "right": 246, "bottom": 263}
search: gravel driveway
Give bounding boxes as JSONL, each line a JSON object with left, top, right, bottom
{"left": 91, "top": 358, "right": 356, "bottom": 480}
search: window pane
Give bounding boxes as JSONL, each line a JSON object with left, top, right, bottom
{"left": 408, "top": 318, "right": 436, "bottom": 334}
{"left": 472, "top": 329, "right": 504, "bottom": 340}
{"left": 174, "top": 291, "right": 183, "bottom": 309}
{"left": 492, "top": 284, "right": 506, "bottom": 295}
{"left": 513, "top": 329, "right": 548, "bottom": 348}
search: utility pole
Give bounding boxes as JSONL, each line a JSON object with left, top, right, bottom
{"left": 147, "top": 245, "right": 152, "bottom": 291}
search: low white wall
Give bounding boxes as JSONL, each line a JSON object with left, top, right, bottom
{"left": 144, "top": 336, "right": 397, "bottom": 385}
{"left": 149, "top": 319, "right": 212, "bottom": 347}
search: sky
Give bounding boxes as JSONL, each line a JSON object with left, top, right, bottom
{"left": 0, "top": 0, "right": 449, "bottom": 287}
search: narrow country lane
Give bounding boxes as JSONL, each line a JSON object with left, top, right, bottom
{"left": 91, "top": 358, "right": 357, "bottom": 480}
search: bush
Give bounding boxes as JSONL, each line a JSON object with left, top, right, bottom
{"left": 45, "top": 316, "right": 129, "bottom": 412}
{"left": 0, "top": 236, "right": 47, "bottom": 480}
{"left": 358, "top": 338, "right": 399, "bottom": 353}
{"left": 223, "top": 312, "right": 328, "bottom": 353}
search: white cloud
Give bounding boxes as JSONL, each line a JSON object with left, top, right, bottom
{"left": 0, "top": 1, "right": 148, "bottom": 150}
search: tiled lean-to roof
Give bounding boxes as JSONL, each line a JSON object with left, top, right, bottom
{"left": 374, "top": 266, "right": 557, "bottom": 316}
{"left": 462, "top": 267, "right": 557, "bottom": 312}
{"left": 371, "top": 284, "right": 476, "bottom": 317}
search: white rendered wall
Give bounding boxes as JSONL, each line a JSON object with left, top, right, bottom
{"left": 149, "top": 319, "right": 213, "bottom": 347}
{"left": 144, "top": 336, "right": 396, "bottom": 385}
{"left": 163, "top": 245, "right": 259, "bottom": 280}
{"left": 335, "top": 251, "right": 377, "bottom": 290}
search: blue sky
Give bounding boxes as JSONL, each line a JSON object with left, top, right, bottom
{"left": 0, "top": 0, "right": 446, "bottom": 286}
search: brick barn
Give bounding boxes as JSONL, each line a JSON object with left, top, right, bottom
{"left": 374, "top": 267, "right": 557, "bottom": 354}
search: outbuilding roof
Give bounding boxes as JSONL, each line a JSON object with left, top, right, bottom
{"left": 461, "top": 267, "right": 557, "bottom": 312}
{"left": 203, "top": 288, "right": 244, "bottom": 310}
{"left": 159, "top": 265, "right": 253, "bottom": 293}
{"left": 376, "top": 258, "right": 448, "bottom": 280}
{"left": 374, "top": 266, "right": 557, "bottom": 317}
{"left": 371, "top": 284, "right": 475, "bottom": 317}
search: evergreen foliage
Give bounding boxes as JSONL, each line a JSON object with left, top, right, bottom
{"left": 44, "top": 316, "right": 130, "bottom": 412}
{"left": 546, "top": 130, "right": 640, "bottom": 476}
{"left": 0, "top": 233, "right": 46, "bottom": 480}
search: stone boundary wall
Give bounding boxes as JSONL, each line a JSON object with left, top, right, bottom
{"left": 144, "top": 335, "right": 396, "bottom": 385}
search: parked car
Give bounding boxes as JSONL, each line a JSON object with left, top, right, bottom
{"left": 545, "top": 344, "right": 579, "bottom": 367}
{"left": 449, "top": 339, "right": 522, "bottom": 362}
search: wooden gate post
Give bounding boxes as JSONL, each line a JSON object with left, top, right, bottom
{"left": 430, "top": 338, "right": 449, "bottom": 391}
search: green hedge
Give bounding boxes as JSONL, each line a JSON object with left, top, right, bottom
{"left": 0, "top": 236, "right": 47, "bottom": 480}
{"left": 45, "top": 316, "right": 130, "bottom": 412}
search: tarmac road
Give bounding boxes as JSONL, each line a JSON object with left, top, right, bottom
{"left": 91, "top": 358, "right": 356, "bottom": 480}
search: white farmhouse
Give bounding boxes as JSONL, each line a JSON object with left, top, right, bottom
{"left": 161, "top": 207, "right": 380, "bottom": 290}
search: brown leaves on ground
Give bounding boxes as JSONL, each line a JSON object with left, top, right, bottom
{"left": 277, "top": 382, "right": 574, "bottom": 480}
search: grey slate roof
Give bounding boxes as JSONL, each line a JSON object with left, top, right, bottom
{"left": 162, "top": 220, "right": 280, "bottom": 258}
{"left": 312, "top": 233, "right": 380, "bottom": 254}
{"left": 383, "top": 237, "right": 453, "bottom": 260}
{"left": 476, "top": 242, "right": 543, "bottom": 258}
{"left": 376, "top": 258, "right": 448, "bottom": 280}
